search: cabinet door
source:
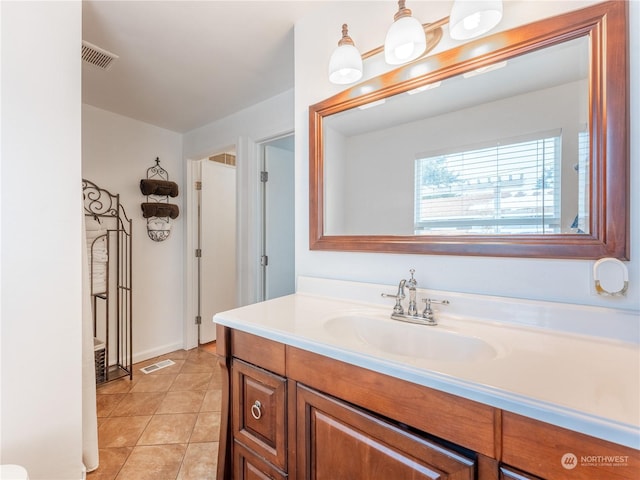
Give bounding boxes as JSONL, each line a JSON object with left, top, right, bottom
{"left": 234, "top": 440, "right": 287, "bottom": 480}
{"left": 232, "top": 359, "right": 287, "bottom": 470}
{"left": 296, "top": 384, "right": 475, "bottom": 480}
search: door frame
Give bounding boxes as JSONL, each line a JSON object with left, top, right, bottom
{"left": 183, "top": 131, "right": 293, "bottom": 350}
{"left": 257, "top": 134, "right": 295, "bottom": 301}
{"left": 184, "top": 144, "right": 239, "bottom": 350}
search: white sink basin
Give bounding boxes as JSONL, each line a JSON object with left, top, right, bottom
{"left": 323, "top": 312, "right": 499, "bottom": 362}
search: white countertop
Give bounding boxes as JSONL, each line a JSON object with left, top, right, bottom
{"left": 213, "top": 276, "right": 640, "bottom": 450}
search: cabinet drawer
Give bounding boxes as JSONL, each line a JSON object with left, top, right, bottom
{"left": 234, "top": 440, "right": 287, "bottom": 480}
{"left": 232, "top": 359, "right": 287, "bottom": 470}
{"left": 502, "top": 412, "right": 640, "bottom": 479}
{"left": 297, "top": 384, "right": 475, "bottom": 480}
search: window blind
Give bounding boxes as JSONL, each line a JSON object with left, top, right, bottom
{"left": 414, "top": 134, "right": 562, "bottom": 235}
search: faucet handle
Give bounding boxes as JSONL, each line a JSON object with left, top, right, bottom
{"left": 421, "top": 298, "right": 450, "bottom": 324}
{"left": 381, "top": 292, "right": 404, "bottom": 315}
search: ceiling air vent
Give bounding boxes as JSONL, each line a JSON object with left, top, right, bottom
{"left": 82, "top": 40, "right": 118, "bottom": 70}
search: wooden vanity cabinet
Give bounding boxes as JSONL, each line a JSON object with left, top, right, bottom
{"left": 217, "top": 326, "right": 639, "bottom": 480}
{"left": 502, "top": 412, "right": 640, "bottom": 480}
{"left": 232, "top": 359, "right": 287, "bottom": 473}
{"left": 233, "top": 441, "right": 287, "bottom": 480}
{"left": 499, "top": 466, "right": 543, "bottom": 480}
{"left": 297, "top": 384, "right": 475, "bottom": 479}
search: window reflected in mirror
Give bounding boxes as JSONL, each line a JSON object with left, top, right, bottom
{"left": 414, "top": 129, "right": 589, "bottom": 235}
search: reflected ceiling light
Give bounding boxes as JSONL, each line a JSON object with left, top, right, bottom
{"left": 407, "top": 81, "right": 441, "bottom": 95}
{"left": 328, "top": 0, "right": 503, "bottom": 85}
{"left": 384, "top": 0, "right": 426, "bottom": 65}
{"left": 358, "top": 99, "right": 386, "bottom": 110}
{"left": 462, "top": 60, "right": 508, "bottom": 78}
{"left": 328, "top": 24, "right": 363, "bottom": 85}
{"left": 449, "top": 0, "right": 503, "bottom": 40}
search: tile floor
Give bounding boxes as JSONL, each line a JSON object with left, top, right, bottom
{"left": 88, "top": 344, "right": 221, "bottom": 480}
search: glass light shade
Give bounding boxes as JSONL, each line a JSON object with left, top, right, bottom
{"left": 384, "top": 15, "right": 426, "bottom": 65}
{"left": 328, "top": 43, "right": 363, "bottom": 85}
{"left": 449, "top": 0, "right": 503, "bottom": 40}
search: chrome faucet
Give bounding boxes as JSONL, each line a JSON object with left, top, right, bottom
{"left": 381, "top": 269, "right": 449, "bottom": 326}
{"left": 381, "top": 279, "right": 406, "bottom": 315}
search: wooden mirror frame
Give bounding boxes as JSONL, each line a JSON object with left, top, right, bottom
{"left": 309, "top": 1, "right": 628, "bottom": 259}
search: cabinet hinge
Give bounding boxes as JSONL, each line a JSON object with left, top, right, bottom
{"left": 195, "top": 181, "right": 202, "bottom": 190}
{"left": 195, "top": 249, "right": 202, "bottom": 258}
{"left": 195, "top": 316, "right": 202, "bottom": 325}
{"left": 260, "top": 171, "right": 269, "bottom": 182}
{"left": 260, "top": 255, "right": 269, "bottom": 267}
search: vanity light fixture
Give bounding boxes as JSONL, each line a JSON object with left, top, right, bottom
{"left": 384, "top": 0, "right": 427, "bottom": 65}
{"left": 449, "top": 0, "right": 503, "bottom": 40}
{"left": 328, "top": 0, "right": 503, "bottom": 85}
{"left": 328, "top": 24, "right": 363, "bottom": 85}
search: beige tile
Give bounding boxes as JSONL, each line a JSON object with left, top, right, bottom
{"left": 200, "top": 390, "right": 222, "bottom": 412}
{"left": 86, "top": 447, "right": 132, "bottom": 479}
{"left": 189, "top": 412, "right": 221, "bottom": 443}
{"left": 115, "top": 444, "right": 187, "bottom": 480}
{"left": 86, "top": 472, "right": 119, "bottom": 480}
{"left": 156, "top": 390, "right": 205, "bottom": 414}
{"left": 181, "top": 350, "right": 218, "bottom": 373}
{"left": 96, "top": 393, "right": 126, "bottom": 417}
{"left": 208, "top": 374, "right": 223, "bottom": 390}
{"left": 198, "top": 342, "right": 217, "bottom": 355}
{"left": 177, "top": 442, "right": 218, "bottom": 480}
{"left": 97, "top": 377, "right": 137, "bottom": 395}
{"left": 110, "top": 392, "right": 165, "bottom": 417}
{"left": 169, "top": 373, "right": 212, "bottom": 392}
{"left": 98, "top": 416, "right": 151, "bottom": 447}
{"left": 91, "top": 348, "right": 225, "bottom": 478}
{"left": 130, "top": 374, "right": 176, "bottom": 393}
{"left": 137, "top": 413, "right": 198, "bottom": 445}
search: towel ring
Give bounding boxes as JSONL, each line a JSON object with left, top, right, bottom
{"left": 593, "top": 258, "right": 629, "bottom": 297}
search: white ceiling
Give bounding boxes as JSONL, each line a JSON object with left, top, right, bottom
{"left": 82, "top": 1, "right": 324, "bottom": 133}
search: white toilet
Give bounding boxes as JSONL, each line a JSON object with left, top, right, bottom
{"left": 0, "top": 464, "right": 29, "bottom": 479}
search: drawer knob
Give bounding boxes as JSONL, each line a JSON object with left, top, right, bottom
{"left": 250, "top": 400, "right": 262, "bottom": 420}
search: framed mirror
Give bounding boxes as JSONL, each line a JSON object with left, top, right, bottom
{"left": 309, "top": 1, "right": 628, "bottom": 259}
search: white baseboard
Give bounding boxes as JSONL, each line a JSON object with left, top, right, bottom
{"left": 133, "top": 342, "right": 185, "bottom": 364}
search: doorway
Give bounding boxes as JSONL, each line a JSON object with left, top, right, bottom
{"left": 196, "top": 152, "right": 237, "bottom": 344}
{"left": 259, "top": 135, "right": 295, "bottom": 301}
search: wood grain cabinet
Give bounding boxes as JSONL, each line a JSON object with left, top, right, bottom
{"left": 297, "top": 384, "right": 475, "bottom": 479}
{"left": 231, "top": 359, "right": 287, "bottom": 477}
{"left": 218, "top": 327, "right": 639, "bottom": 480}
{"left": 499, "top": 466, "right": 543, "bottom": 480}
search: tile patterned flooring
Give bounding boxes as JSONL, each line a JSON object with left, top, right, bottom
{"left": 88, "top": 344, "right": 221, "bottom": 480}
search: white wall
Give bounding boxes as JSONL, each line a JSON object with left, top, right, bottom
{"left": 1, "top": 2, "right": 84, "bottom": 479}
{"left": 294, "top": 0, "right": 640, "bottom": 311}
{"left": 82, "top": 105, "right": 184, "bottom": 361}
{"left": 182, "top": 90, "right": 294, "bottom": 311}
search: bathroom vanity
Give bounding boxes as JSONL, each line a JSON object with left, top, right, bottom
{"left": 214, "top": 278, "right": 639, "bottom": 480}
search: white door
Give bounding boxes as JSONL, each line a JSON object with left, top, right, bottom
{"left": 200, "top": 159, "right": 237, "bottom": 343}
{"left": 262, "top": 142, "right": 295, "bottom": 300}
